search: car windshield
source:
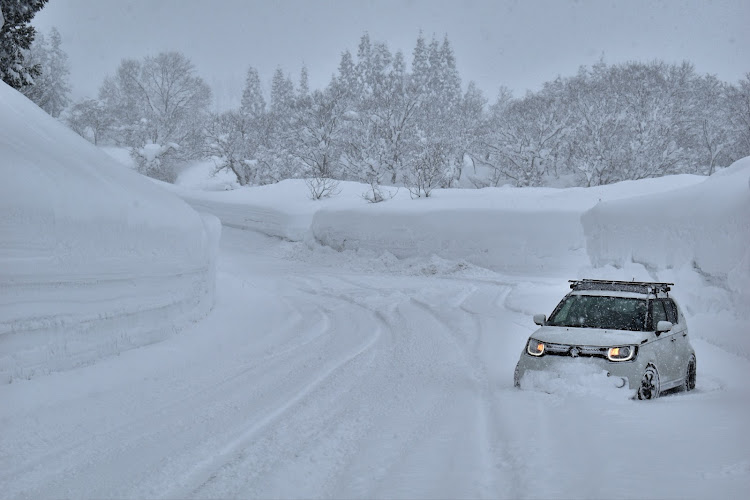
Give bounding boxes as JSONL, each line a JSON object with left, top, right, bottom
{"left": 547, "top": 295, "right": 648, "bottom": 331}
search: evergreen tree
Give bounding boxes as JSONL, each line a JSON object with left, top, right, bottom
{"left": 439, "top": 35, "right": 461, "bottom": 108}
{"left": 0, "top": 0, "right": 48, "bottom": 89}
{"left": 355, "top": 32, "right": 372, "bottom": 94}
{"left": 21, "top": 27, "right": 71, "bottom": 117}
{"left": 297, "top": 64, "right": 309, "bottom": 100}
{"left": 263, "top": 68, "right": 299, "bottom": 180}
{"left": 389, "top": 50, "right": 406, "bottom": 94}
{"left": 336, "top": 49, "right": 357, "bottom": 99}
{"left": 411, "top": 31, "right": 429, "bottom": 94}
{"left": 240, "top": 66, "right": 265, "bottom": 118}
{"left": 427, "top": 36, "right": 441, "bottom": 97}
{"left": 270, "top": 67, "right": 294, "bottom": 113}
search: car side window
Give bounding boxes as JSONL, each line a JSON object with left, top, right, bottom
{"left": 652, "top": 300, "right": 668, "bottom": 328}
{"left": 664, "top": 299, "right": 679, "bottom": 324}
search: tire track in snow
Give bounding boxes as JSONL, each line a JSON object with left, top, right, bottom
{"left": 165, "top": 288, "right": 387, "bottom": 498}
{"left": 409, "top": 284, "right": 525, "bottom": 498}
{"left": 1, "top": 278, "right": 377, "bottom": 498}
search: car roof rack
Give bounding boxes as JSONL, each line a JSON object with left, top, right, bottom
{"left": 569, "top": 279, "right": 672, "bottom": 295}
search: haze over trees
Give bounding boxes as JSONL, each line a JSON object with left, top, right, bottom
{"left": 20, "top": 26, "right": 70, "bottom": 117}
{"left": 200, "top": 33, "right": 749, "bottom": 193}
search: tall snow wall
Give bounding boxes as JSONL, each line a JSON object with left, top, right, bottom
{"left": 0, "top": 82, "right": 221, "bottom": 382}
{"left": 581, "top": 157, "right": 750, "bottom": 309}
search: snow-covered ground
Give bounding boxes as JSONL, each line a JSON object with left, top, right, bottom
{"left": 2, "top": 81, "right": 750, "bottom": 498}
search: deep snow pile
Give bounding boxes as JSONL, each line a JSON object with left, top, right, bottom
{"left": 169, "top": 174, "right": 704, "bottom": 276}
{"left": 582, "top": 158, "right": 750, "bottom": 307}
{"left": 309, "top": 177, "right": 705, "bottom": 275}
{"left": 0, "top": 83, "right": 221, "bottom": 382}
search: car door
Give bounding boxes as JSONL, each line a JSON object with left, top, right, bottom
{"left": 651, "top": 299, "right": 681, "bottom": 385}
{"left": 665, "top": 298, "right": 691, "bottom": 370}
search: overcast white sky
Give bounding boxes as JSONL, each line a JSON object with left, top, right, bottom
{"left": 32, "top": 0, "right": 749, "bottom": 110}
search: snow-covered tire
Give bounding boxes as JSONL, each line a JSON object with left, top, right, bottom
{"left": 682, "top": 355, "right": 697, "bottom": 392}
{"left": 637, "top": 364, "right": 660, "bottom": 400}
{"left": 513, "top": 363, "right": 521, "bottom": 388}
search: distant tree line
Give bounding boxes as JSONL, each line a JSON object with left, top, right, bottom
{"left": 477, "top": 60, "right": 749, "bottom": 187}
{"left": 6, "top": 19, "right": 750, "bottom": 192}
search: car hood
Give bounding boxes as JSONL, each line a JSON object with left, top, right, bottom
{"left": 531, "top": 326, "right": 648, "bottom": 347}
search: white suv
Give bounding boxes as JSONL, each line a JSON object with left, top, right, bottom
{"left": 514, "top": 280, "right": 696, "bottom": 399}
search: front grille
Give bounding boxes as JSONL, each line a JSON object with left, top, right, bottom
{"left": 544, "top": 342, "right": 608, "bottom": 359}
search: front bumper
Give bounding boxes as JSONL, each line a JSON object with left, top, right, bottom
{"left": 514, "top": 349, "right": 645, "bottom": 391}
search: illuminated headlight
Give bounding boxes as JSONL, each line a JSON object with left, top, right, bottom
{"left": 607, "top": 345, "right": 636, "bottom": 362}
{"left": 527, "top": 338, "right": 545, "bottom": 357}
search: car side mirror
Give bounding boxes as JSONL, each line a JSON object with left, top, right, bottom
{"left": 533, "top": 314, "right": 547, "bottom": 326}
{"left": 656, "top": 320, "right": 673, "bottom": 333}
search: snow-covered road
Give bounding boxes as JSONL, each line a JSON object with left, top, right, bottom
{"left": 2, "top": 225, "right": 748, "bottom": 499}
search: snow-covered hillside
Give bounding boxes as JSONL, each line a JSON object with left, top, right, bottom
{"left": 0, "top": 82, "right": 221, "bottom": 382}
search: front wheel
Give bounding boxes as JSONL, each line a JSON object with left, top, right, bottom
{"left": 637, "top": 364, "right": 661, "bottom": 400}
{"left": 682, "top": 355, "right": 697, "bottom": 392}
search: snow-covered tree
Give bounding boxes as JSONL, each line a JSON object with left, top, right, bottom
{"left": 612, "top": 61, "right": 686, "bottom": 180}
{"left": 297, "top": 64, "right": 309, "bottom": 101}
{"left": 411, "top": 31, "right": 429, "bottom": 95}
{"left": 21, "top": 27, "right": 70, "bottom": 117}
{"left": 204, "top": 110, "right": 259, "bottom": 186}
{"left": 479, "top": 82, "right": 570, "bottom": 187}
{"left": 336, "top": 49, "right": 358, "bottom": 100}
{"left": 564, "top": 62, "right": 631, "bottom": 186}
{"left": 66, "top": 98, "right": 112, "bottom": 145}
{"left": 341, "top": 39, "right": 421, "bottom": 194}
{"left": 404, "top": 142, "right": 451, "bottom": 198}
{"left": 99, "top": 51, "right": 211, "bottom": 181}
{"left": 240, "top": 66, "right": 265, "bottom": 118}
{"left": 270, "top": 67, "right": 294, "bottom": 114}
{"left": 0, "top": 0, "right": 48, "bottom": 89}
{"left": 726, "top": 73, "right": 750, "bottom": 163}
{"left": 682, "top": 73, "right": 734, "bottom": 175}
{"left": 291, "top": 84, "right": 347, "bottom": 199}
{"left": 452, "top": 81, "right": 487, "bottom": 184}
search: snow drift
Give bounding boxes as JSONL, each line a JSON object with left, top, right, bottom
{"left": 581, "top": 158, "right": 750, "bottom": 309}
{"left": 170, "top": 175, "right": 704, "bottom": 276}
{"left": 308, "top": 176, "right": 704, "bottom": 275}
{"left": 0, "top": 82, "right": 220, "bottom": 382}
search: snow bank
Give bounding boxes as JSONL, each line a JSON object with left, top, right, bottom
{"left": 171, "top": 169, "right": 702, "bottom": 276}
{"left": 171, "top": 157, "right": 707, "bottom": 279}
{"left": 161, "top": 179, "right": 321, "bottom": 241}
{"left": 309, "top": 175, "right": 704, "bottom": 276}
{"left": 0, "top": 82, "right": 221, "bottom": 382}
{"left": 582, "top": 157, "right": 750, "bottom": 309}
